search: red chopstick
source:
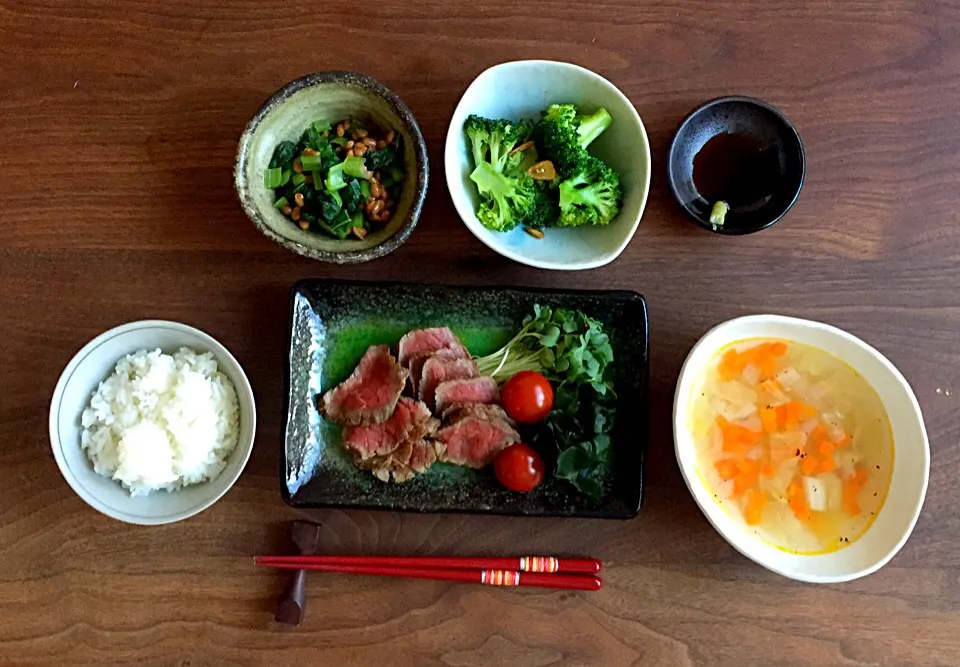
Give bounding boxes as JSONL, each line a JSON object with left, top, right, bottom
{"left": 256, "top": 554, "right": 602, "bottom": 574}
{"left": 256, "top": 559, "right": 602, "bottom": 591}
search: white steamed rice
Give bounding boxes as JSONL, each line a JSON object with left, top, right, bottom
{"left": 80, "top": 348, "right": 240, "bottom": 496}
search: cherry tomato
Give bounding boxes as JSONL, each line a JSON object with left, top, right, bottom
{"left": 494, "top": 443, "right": 545, "bottom": 492}
{"left": 501, "top": 371, "right": 554, "bottom": 423}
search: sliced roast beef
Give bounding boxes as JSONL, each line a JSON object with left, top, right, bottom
{"left": 436, "top": 411, "right": 520, "bottom": 468}
{"left": 407, "top": 348, "right": 463, "bottom": 395}
{"left": 356, "top": 415, "right": 440, "bottom": 482}
{"left": 442, "top": 402, "right": 515, "bottom": 427}
{"left": 409, "top": 440, "right": 444, "bottom": 474}
{"left": 433, "top": 376, "right": 499, "bottom": 415}
{"left": 341, "top": 398, "right": 433, "bottom": 460}
{"left": 397, "top": 327, "right": 469, "bottom": 367}
{"left": 321, "top": 345, "right": 408, "bottom": 426}
{"left": 418, "top": 356, "right": 479, "bottom": 408}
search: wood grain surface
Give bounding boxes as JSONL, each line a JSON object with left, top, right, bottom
{"left": 1, "top": 0, "right": 959, "bottom": 665}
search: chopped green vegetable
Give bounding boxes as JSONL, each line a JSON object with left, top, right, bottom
{"left": 269, "top": 141, "right": 297, "bottom": 169}
{"left": 273, "top": 196, "right": 289, "bottom": 209}
{"left": 388, "top": 164, "right": 404, "bottom": 184}
{"left": 300, "top": 154, "right": 324, "bottom": 172}
{"left": 342, "top": 179, "right": 364, "bottom": 213}
{"left": 366, "top": 148, "right": 397, "bottom": 171}
{"left": 264, "top": 167, "right": 284, "bottom": 189}
{"left": 342, "top": 156, "right": 367, "bottom": 179}
{"left": 710, "top": 200, "right": 729, "bottom": 228}
{"left": 312, "top": 119, "right": 332, "bottom": 132}
{"left": 359, "top": 180, "right": 371, "bottom": 200}
{"left": 320, "top": 195, "right": 342, "bottom": 222}
{"left": 291, "top": 173, "right": 306, "bottom": 186}
{"left": 331, "top": 137, "right": 349, "bottom": 147}
{"left": 325, "top": 163, "right": 347, "bottom": 191}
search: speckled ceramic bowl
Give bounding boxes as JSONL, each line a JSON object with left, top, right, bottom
{"left": 235, "top": 72, "right": 428, "bottom": 264}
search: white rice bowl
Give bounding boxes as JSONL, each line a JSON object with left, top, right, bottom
{"left": 80, "top": 348, "right": 240, "bottom": 496}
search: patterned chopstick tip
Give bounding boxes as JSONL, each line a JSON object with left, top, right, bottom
{"left": 481, "top": 570, "right": 521, "bottom": 586}
{"left": 519, "top": 556, "right": 558, "bottom": 573}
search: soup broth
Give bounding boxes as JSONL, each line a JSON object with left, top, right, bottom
{"left": 689, "top": 338, "right": 894, "bottom": 554}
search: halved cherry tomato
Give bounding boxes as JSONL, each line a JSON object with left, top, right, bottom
{"left": 501, "top": 371, "right": 554, "bottom": 423}
{"left": 494, "top": 443, "right": 545, "bottom": 492}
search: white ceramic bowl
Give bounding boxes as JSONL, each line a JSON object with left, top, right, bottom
{"left": 444, "top": 60, "right": 651, "bottom": 270}
{"left": 49, "top": 320, "right": 257, "bottom": 525}
{"left": 673, "top": 315, "right": 929, "bottom": 583}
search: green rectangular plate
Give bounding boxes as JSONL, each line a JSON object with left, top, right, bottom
{"left": 282, "top": 279, "right": 648, "bottom": 518}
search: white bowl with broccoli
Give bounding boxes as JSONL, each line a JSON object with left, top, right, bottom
{"left": 444, "top": 60, "right": 651, "bottom": 271}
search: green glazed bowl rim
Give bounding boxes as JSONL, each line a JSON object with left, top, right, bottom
{"left": 234, "top": 71, "right": 429, "bottom": 264}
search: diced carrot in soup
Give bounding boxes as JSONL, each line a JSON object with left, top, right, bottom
{"left": 759, "top": 355, "right": 779, "bottom": 379}
{"left": 722, "top": 439, "right": 749, "bottom": 457}
{"left": 784, "top": 401, "right": 804, "bottom": 429}
{"left": 715, "top": 459, "right": 739, "bottom": 481}
{"left": 760, "top": 406, "right": 778, "bottom": 433}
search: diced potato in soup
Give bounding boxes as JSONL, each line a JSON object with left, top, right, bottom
{"left": 688, "top": 338, "right": 894, "bottom": 554}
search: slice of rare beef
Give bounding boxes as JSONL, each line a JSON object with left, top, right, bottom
{"left": 397, "top": 327, "right": 469, "bottom": 367}
{"left": 442, "top": 402, "right": 515, "bottom": 427}
{"left": 436, "top": 412, "right": 519, "bottom": 468}
{"left": 409, "top": 440, "right": 445, "bottom": 474}
{"left": 418, "top": 356, "right": 479, "bottom": 408}
{"left": 342, "top": 398, "right": 432, "bottom": 460}
{"left": 321, "top": 345, "right": 408, "bottom": 426}
{"left": 356, "top": 413, "right": 440, "bottom": 482}
{"left": 407, "top": 348, "right": 463, "bottom": 395}
{"left": 433, "top": 376, "right": 499, "bottom": 415}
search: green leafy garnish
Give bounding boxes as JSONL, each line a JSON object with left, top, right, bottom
{"left": 474, "top": 305, "right": 615, "bottom": 499}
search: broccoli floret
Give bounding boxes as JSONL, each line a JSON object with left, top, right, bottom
{"left": 470, "top": 162, "right": 542, "bottom": 232}
{"left": 466, "top": 115, "right": 540, "bottom": 232}
{"left": 537, "top": 104, "right": 613, "bottom": 177}
{"left": 524, "top": 180, "right": 560, "bottom": 229}
{"left": 557, "top": 156, "right": 622, "bottom": 227}
{"left": 464, "top": 115, "right": 533, "bottom": 173}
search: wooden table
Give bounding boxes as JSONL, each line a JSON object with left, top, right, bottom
{"left": 2, "top": 1, "right": 958, "bottom": 665}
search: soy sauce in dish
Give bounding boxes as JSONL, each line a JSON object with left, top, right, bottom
{"left": 693, "top": 132, "right": 780, "bottom": 211}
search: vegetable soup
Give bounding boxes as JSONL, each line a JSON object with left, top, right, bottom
{"left": 688, "top": 339, "right": 894, "bottom": 554}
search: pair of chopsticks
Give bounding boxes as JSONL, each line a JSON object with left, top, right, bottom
{"left": 256, "top": 555, "right": 603, "bottom": 591}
